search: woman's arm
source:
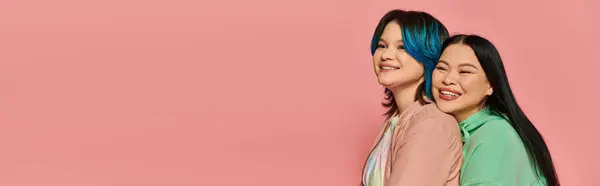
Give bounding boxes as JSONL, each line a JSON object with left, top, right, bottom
{"left": 385, "top": 118, "right": 462, "bottom": 186}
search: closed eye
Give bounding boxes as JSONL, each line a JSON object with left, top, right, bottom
{"left": 435, "top": 66, "right": 447, "bottom": 71}
{"left": 459, "top": 71, "right": 473, "bottom": 74}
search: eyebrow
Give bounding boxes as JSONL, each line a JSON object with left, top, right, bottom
{"left": 378, "top": 38, "right": 403, "bottom": 44}
{"left": 438, "top": 60, "right": 478, "bottom": 69}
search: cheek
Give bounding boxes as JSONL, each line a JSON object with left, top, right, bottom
{"left": 397, "top": 52, "right": 411, "bottom": 64}
{"left": 431, "top": 87, "right": 440, "bottom": 99}
{"left": 398, "top": 65, "right": 424, "bottom": 80}
{"left": 460, "top": 78, "right": 488, "bottom": 94}
{"left": 431, "top": 71, "right": 443, "bottom": 85}
{"left": 457, "top": 78, "right": 490, "bottom": 106}
{"left": 373, "top": 52, "right": 381, "bottom": 61}
{"left": 372, "top": 55, "right": 381, "bottom": 72}
{"left": 399, "top": 54, "right": 424, "bottom": 73}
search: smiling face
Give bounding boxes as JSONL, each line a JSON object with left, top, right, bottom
{"left": 372, "top": 21, "right": 424, "bottom": 90}
{"left": 432, "top": 43, "right": 494, "bottom": 121}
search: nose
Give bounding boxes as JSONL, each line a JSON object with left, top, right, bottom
{"left": 442, "top": 71, "right": 458, "bottom": 86}
{"left": 381, "top": 47, "right": 395, "bottom": 61}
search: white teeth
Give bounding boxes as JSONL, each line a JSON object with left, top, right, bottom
{"left": 441, "top": 90, "right": 459, "bottom": 97}
{"left": 381, "top": 66, "right": 397, "bottom": 70}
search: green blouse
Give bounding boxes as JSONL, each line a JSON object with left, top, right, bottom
{"left": 459, "top": 107, "right": 546, "bottom": 186}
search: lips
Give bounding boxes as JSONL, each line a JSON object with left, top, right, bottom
{"left": 379, "top": 63, "right": 399, "bottom": 72}
{"left": 438, "top": 87, "right": 462, "bottom": 101}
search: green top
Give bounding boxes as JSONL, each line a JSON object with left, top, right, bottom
{"left": 459, "top": 107, "right": 546, "bottom": 186}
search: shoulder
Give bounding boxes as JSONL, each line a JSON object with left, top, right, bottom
{"left": 397, "top": 104, "right": 463, "bottom": 163}
{"left": 409, "top": 104, "right": 459, "bottom": 132}
{"left": 471, "top": 118, "right": 521, "bottom": 146}
{"left": 465, "top": 118, "right": 529, "bottom": 163}
{"left": 406, "top": 103, "right": 461, "bottom": 139}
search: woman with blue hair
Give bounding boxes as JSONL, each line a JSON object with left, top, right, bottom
{"left": 361, "top": 9, "right": 463, "bottom": 186}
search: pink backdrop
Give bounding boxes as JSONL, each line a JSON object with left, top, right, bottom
{"left": 1, "top": 0, "right": 598, "bottom": 185}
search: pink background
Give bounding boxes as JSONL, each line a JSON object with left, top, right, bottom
{"left": 1, "top": 0, "right": 598, "bottom": 185}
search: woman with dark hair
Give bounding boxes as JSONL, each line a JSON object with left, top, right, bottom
{"left": 361, "top": 9, "right": 463, "bottom": 186}
{"left": 432, "top": 34, "right": 560, "bottom": 186}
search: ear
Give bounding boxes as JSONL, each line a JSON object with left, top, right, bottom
{"left": 486, "top": 86, "right": 494, "bottom": 96}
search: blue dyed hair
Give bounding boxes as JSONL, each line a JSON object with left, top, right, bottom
{"left": 370, "top": 10, "right": 449, "bottom": 100}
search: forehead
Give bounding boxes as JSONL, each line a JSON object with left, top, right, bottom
{"left": 440, "top": 44, "right": 480, "bottom": 66}
{"left": 380, "top": 21, "right": 402, "bottom": 41}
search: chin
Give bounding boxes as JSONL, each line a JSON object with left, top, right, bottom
{"left": 434, "top": 101, "right": 457, "bottom": 114}
{"left": 378, "top": 75, "right": 405, "bottom": 87}
{"left": 378, "top": 81, "right": 393, "bottom": 88}
{"left": 377, "top": 78, "right": 395, "bottom": 87}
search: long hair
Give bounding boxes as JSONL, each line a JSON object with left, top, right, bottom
{"left": 369, "top": 9, "right": 449, "bottom": 118}
{"left": 360, "top": 9, "right": 449, "bottom": 186}
{"left": 441, "top": 34, "right": 560, "bottom": 186}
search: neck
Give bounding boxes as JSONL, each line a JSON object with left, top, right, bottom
{"left": 391, "top": 82, "right": 422, "bottom": 114}
{"left": 454, "top": 103, "right": 486, "bottom": 123}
